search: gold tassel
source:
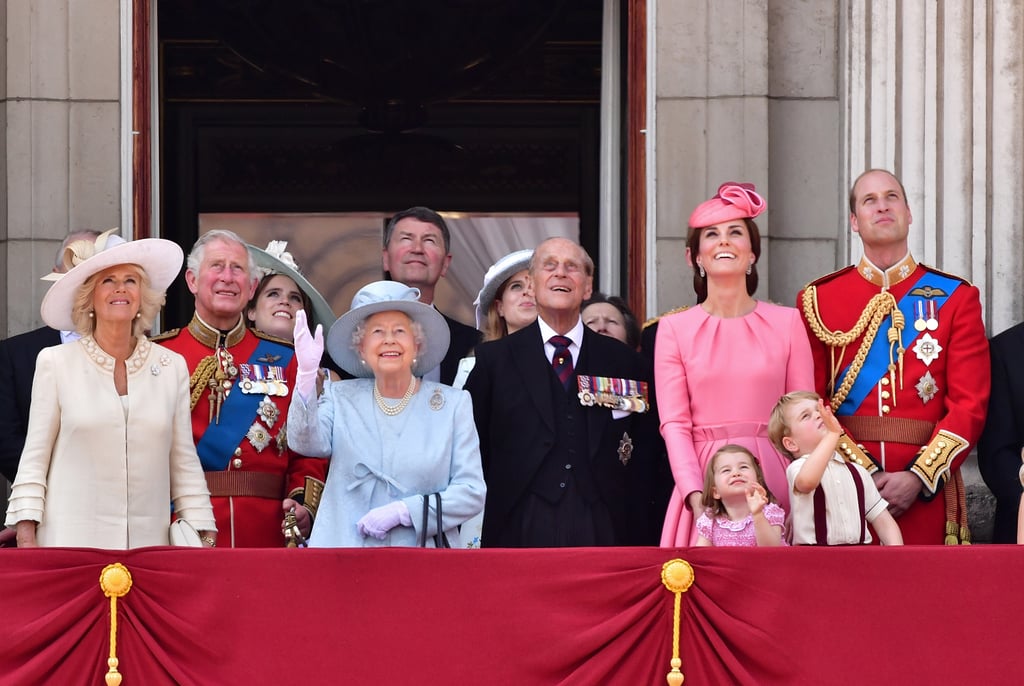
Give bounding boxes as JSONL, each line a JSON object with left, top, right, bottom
{"left": 661, "top": 559, "right": 695, "bottom": 686}
{"left": 99, "top": 563, "right": 133, "bottom": 686}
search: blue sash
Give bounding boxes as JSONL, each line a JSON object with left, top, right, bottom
{"left": 196, "top": 339, "right": 294, "bottom": 471}
{"left": 836, "top": 271, "right": 961, "bottom": 416}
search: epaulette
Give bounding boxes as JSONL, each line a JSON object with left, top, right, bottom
{"left": 252, "top": 328, "right": 296, "bottom": 348}
{"left": 642, "top": 305, "right": 690, "bottom": 330}
{"left": 150, "top": 328, "right": 181, "bottom": 342}
{"left": 920, "top": 263, "right": 973, "bottom": 287}
{"left": 800, "top": 264, "right": 857, "bottom": 291}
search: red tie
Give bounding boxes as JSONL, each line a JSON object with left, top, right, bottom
{"left": 550, "top": 335, "right": 574, "bottom": 391}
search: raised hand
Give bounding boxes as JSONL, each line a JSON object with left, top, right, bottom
{"left": 293, "top": 310, "right": 324, "bottom": 399}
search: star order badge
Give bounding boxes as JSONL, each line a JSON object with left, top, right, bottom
{"left": 246, "top": 422, "right": 271, "bottom": 452}
{"left": 618, "top": 432, "right": 633, "bottom": 466}
{"left": 912, "top": 333, "right": 942, "bottom": 366}
{"left": 257, "top": 396, "right": 280, "bottom": 428}
{"left": 916, "top": 371, "right": 939, "bottom": 404}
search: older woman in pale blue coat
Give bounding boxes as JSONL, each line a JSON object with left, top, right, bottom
{"left": 287, "top": 281, "right": 485, "bottom": 547}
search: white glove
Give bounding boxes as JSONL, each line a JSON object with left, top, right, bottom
{"left": 357, "top": 501, "right": 412, "bottom": 540}
{"left": 293, "top": 310, "right": 324, "bottom": 400}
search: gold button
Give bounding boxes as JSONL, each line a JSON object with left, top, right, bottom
{"left": 925, "top": 459, "right": 933, "bottom": 466}
{"left": 234, "top": 447, "right": 242, "bottom": 457}
{"left": 938, "top": 441, "right": 947, "bottom": 448}
{"left": 882, "top": 405, "right": 890, "bottom": 414}
{"left": 232, "top": 458, "right": 243, "bottom": 469}
{"left": 844, "top": 448, "right": 852, "bottom": 456}
{"left": 881, "top": 377, "right": 890, "bottom": 386}
{"left": 881, "top": 390, "right": 891, "bottom": 399}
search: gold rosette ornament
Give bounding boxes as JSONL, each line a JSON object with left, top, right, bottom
{"left": 661, "top": 559, "right": 695, "bottom": 685}
{"left": 99, "top": 563, "right": 133, "bottom": 686}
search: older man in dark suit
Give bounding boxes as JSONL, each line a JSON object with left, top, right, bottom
{"left": 382, "top": 206, "right": 481, "bottom": 385}
{"left": 465, "top": 237, "right": 649, "bottom": 547}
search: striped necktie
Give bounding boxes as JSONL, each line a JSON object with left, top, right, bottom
{"left": 549, "top": 335, "right": 574, "bottom": 390}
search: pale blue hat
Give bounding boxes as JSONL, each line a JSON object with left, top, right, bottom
{"left": 327, "top": 280, "right": 450, "bottom": 378}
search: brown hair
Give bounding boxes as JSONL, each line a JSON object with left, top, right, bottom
{"left": 686, "top": 217, "right": 762, "bottom": 303}
{"left": 700, "top": 444, "right": 776, "bottom": 517}
{"left": 246, "top": 273, "right": 314, "bottom": 334}
{"left": 848, "top": 169, "right": 909, "bottom": 214}
{"left": 768, "top": 390, "right": 823, "bottom": 457}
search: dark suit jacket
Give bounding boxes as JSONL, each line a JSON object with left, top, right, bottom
{"left": 979, "top": 322, "right": 1024, "bottom": 542}
{"left": 465, "top": 320, "right": 648, "bottom": 545}
{"left": 439, "top": 313, "right": 481, "bottom": 386}
{"left": 0, "top": 326, "right": 62, "bottom": 482}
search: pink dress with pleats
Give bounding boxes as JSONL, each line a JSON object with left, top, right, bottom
{"left": 655, "top": 301, "right": 814, "bottom": 547}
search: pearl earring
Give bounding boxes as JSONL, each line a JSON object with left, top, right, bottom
{"left": 88, "top": 311, "right": 94, "bottom": 318}
{"left": 698, "top": 264, "right": 706, "bottom": 279}
{"left": 746, "top": 263, "right": 753, "bottom": 275}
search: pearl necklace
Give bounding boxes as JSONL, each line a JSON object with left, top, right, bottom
{"left": 374, "top": 376, "right": 418, "bottom": 416}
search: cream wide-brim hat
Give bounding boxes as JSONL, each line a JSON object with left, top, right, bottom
{"left": 40, "top": 233, "right": 184, "bottom": 331}
{"left": 473, "top": 248, "right": 533, "bottom": 330}
{"left": 247, "top": 241, "right": 337, "bottom": 333}
{"left": 327, "top": 280, "right": 450, "bottom": 378}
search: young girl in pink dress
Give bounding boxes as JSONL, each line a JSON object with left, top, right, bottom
{"left": 656, "top": 182, "right": 814, "bottom": 546}
{"left": 695, "top": 445, "right": 786, "bottom": 546}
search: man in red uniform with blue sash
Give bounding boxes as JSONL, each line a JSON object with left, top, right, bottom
{"left": 157, "top": 230, "right": 326, "bottom": 547}
{"left": 798, "top": 169, "right": 990, "bottom": 544}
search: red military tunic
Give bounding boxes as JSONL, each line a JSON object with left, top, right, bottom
{"left": 798, "top": 254, "right": 989, "bottom": 544}
{"left": 156, "top": 314, "right": 327, "bottom": 547}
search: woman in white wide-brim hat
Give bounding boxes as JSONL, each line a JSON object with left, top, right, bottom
{"left": 5, "top": 230, "right": 217, "bottom": 549}
{"left": 286, "top": 280, "right": 485, "bottom": 547}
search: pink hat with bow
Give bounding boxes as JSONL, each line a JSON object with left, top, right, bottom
{"left": 688, "top": 182, "right": 766, "bottom": 228}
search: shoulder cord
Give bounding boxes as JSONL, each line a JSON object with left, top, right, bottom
{"left": 801, "top": 286, "right": 905, "bottom": 411}
{"left": 189, "top": 355, "right": 219, "bottom": 412}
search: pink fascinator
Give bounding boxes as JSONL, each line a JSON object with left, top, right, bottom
{"left": 688, "top": 182, "right": 766, "bottom": 228}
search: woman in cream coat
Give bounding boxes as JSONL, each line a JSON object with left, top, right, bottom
{"left": 5, "top": 231, "right": 216, "bottom": 549}
{"left": 288, "top": 281, "right": 485, "bottom": 548}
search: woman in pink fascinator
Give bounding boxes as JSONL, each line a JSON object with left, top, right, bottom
{"left": 654, "top": 182, "right": 815, "bottom": 547}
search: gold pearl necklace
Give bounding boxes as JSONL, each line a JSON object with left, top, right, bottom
{"left": 374, "top": 376, "right": 418, "bottom": 416}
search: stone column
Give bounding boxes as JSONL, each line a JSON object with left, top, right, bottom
{"left": 1, "top": 0, "right": 122, "bottom": 337}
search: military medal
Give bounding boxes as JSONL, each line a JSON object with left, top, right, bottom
{"left": 914, "top": 301, "right": 927, "bottom": 332}
{"left": 276, "top": 423, "right": 288, "bottom": 455}
{"left": 916, "top": 370, "right": 939, "bottom": 403}
{"left": 925, "top": 300, "right": 938, "bottom": 331}
{"left": 246, "top": 422, "right": 271, "bottom": 452}
{"left": 618, "top": 432, "right": 633, "bottom": 465}
{"left": 257, "top": 396, "right": 280, "bottom": 428}
{"left": 577, "top": 375, "right": 649, "bottom": 413}
{"left": 912, "top": 333, "right": 942, "bottom": 366}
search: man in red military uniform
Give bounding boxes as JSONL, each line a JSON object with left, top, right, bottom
{"left": 798, "top": 169, "right": 989, "bottom": 544}
{"left": 156, "top": 229, "right": 325, "bottom": 547}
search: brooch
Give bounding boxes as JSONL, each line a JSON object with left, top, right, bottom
{"left": 429, "top": 388, "right": 445, "bottom": 411}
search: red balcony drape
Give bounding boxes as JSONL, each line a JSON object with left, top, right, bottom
{"left": 0, "top": 546, "right": 1021, "bottom": 685}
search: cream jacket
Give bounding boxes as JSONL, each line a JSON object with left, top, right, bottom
{"left": 5, "top": 336, "right": 215, "bottom": 548}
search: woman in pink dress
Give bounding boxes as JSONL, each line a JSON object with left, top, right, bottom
{"left": 656, "top": 182, "right": 814, "bottom": 546}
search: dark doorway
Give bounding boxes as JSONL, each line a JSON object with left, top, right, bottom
{"left": 158, "top": 0, "right": 610, "bottom": 328}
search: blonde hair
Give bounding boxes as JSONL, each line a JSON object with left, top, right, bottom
{"left": 700, "top": 444, "right": 776, "bottom": 517}
{"left": 69, "top": 265, "right": 165, "bottom": 338}
{"left": 768, "top": 390, "right": 823, "bottom": 457}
